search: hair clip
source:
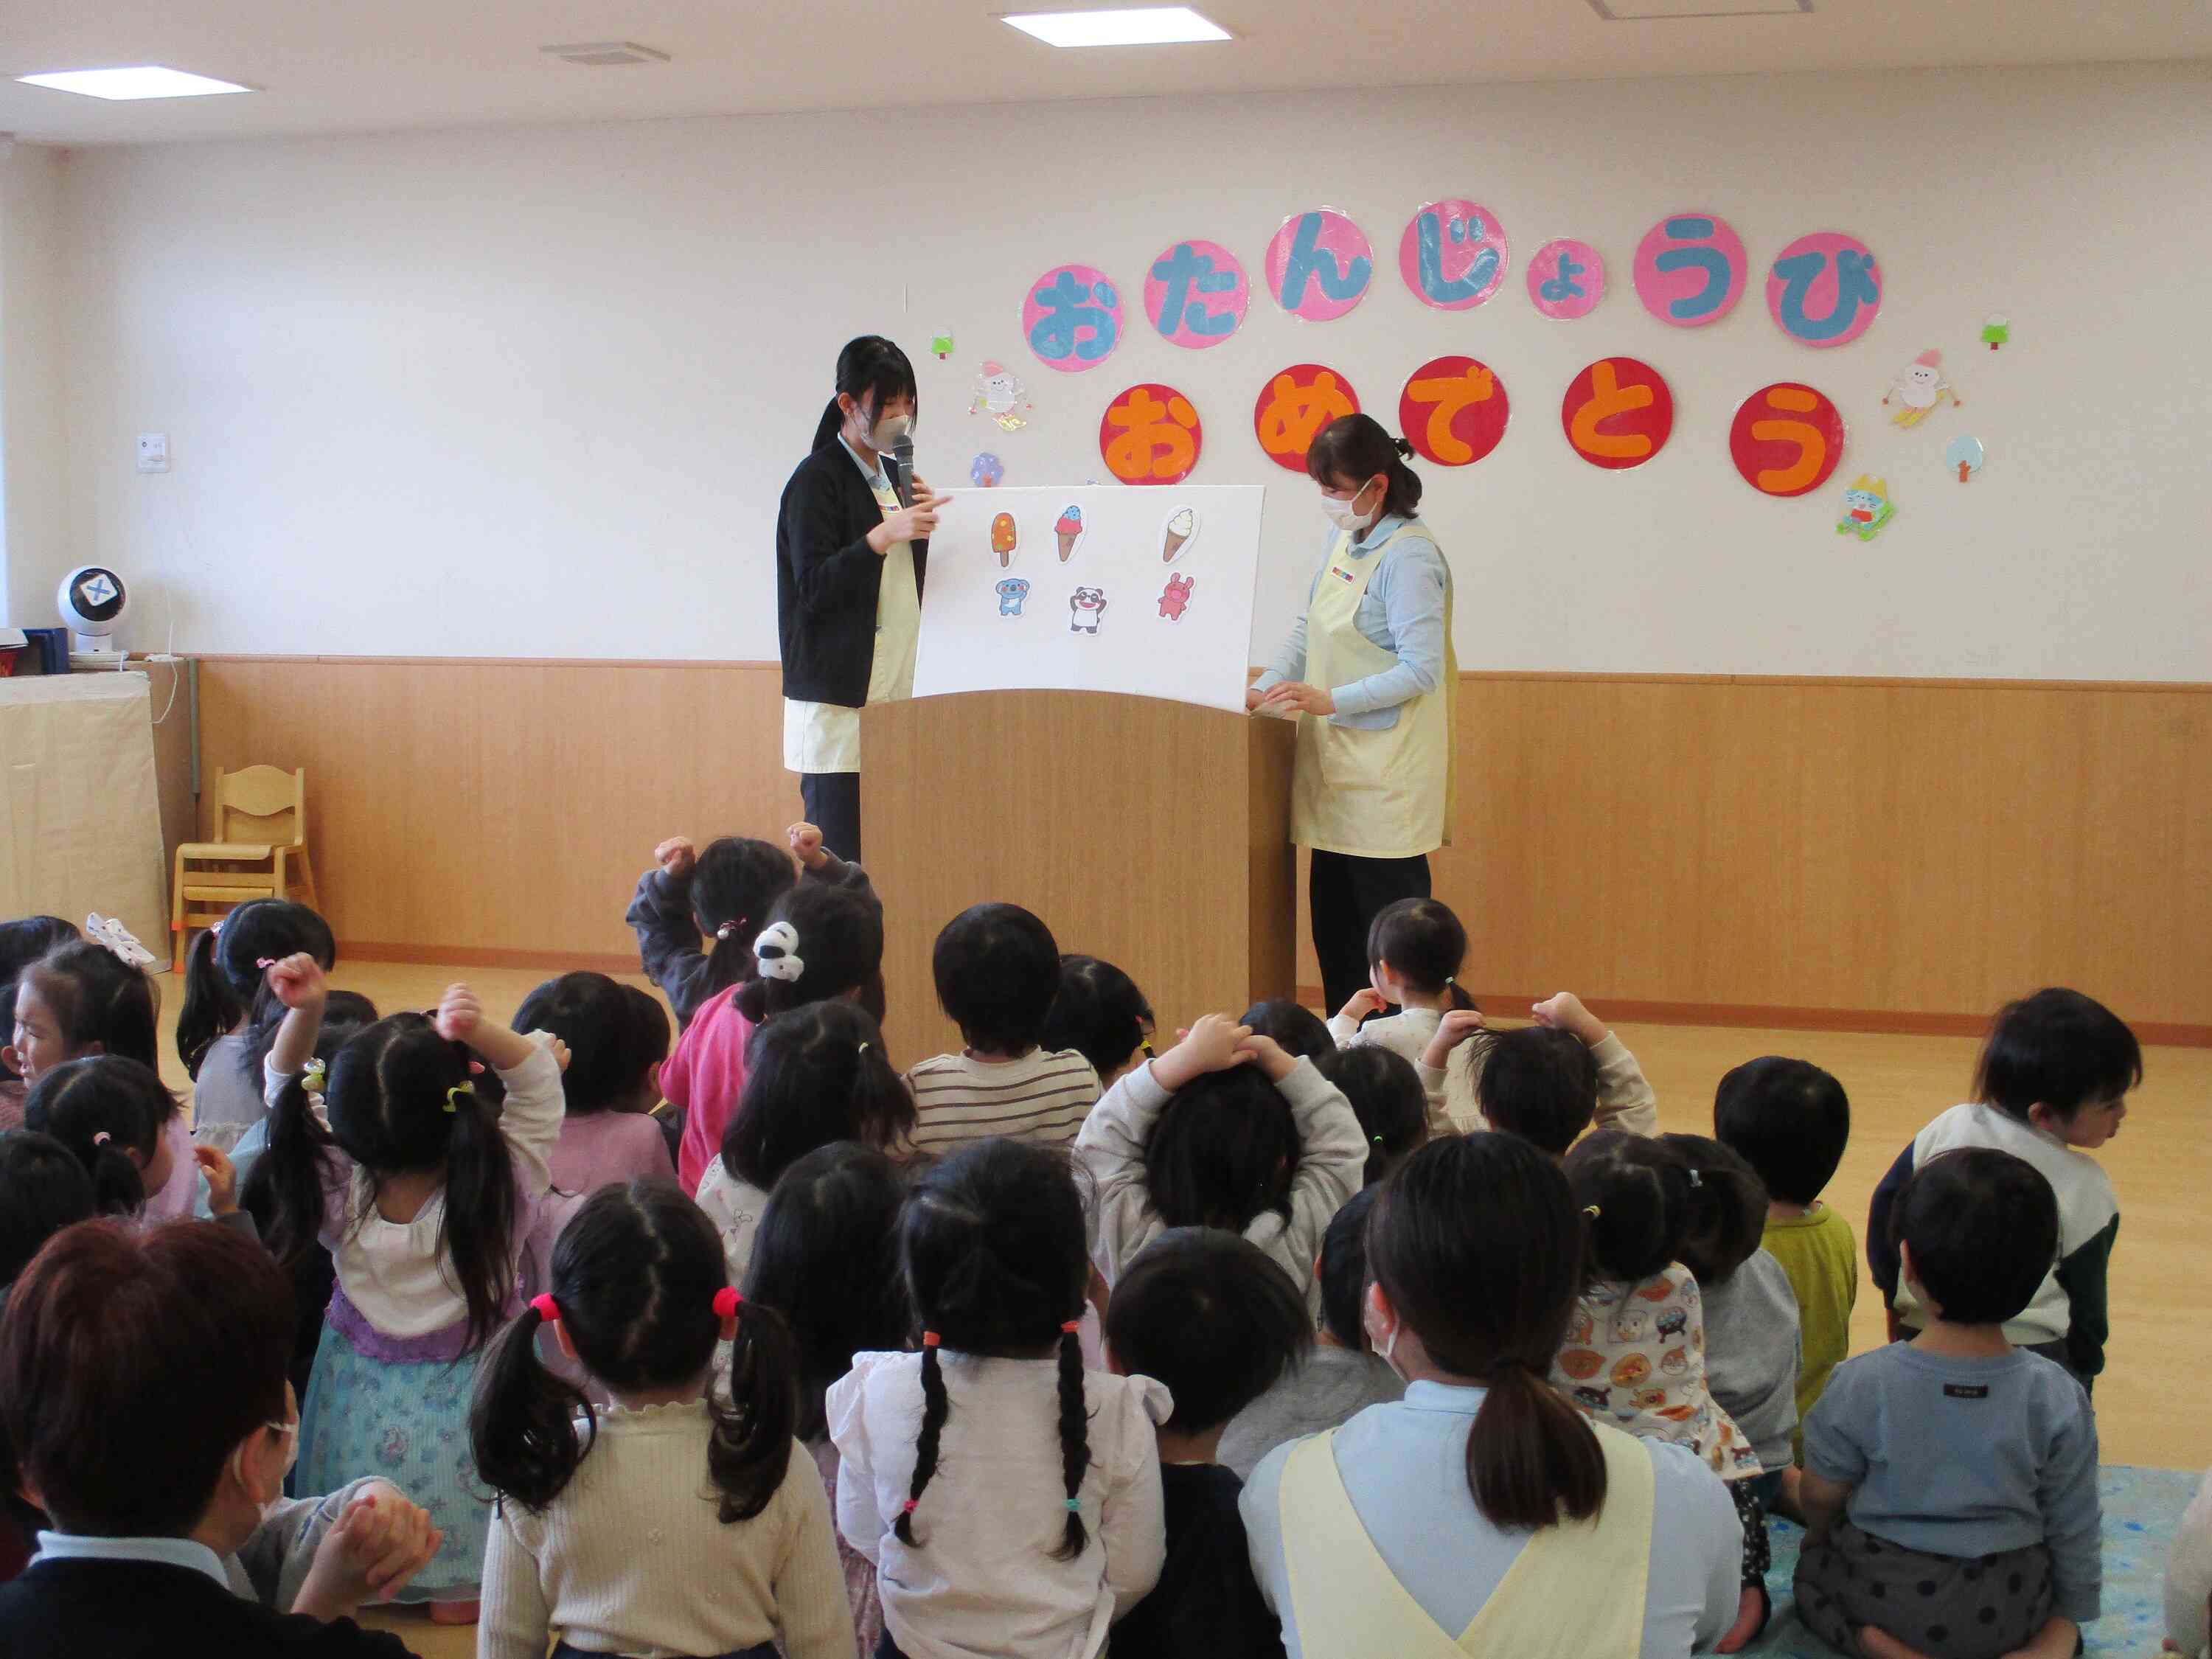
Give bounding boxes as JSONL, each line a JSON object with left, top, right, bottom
{"left": 1064, "top": 1498, "right": 1082, "bottom": 1513}
{"left": 1686, "top": 1169, "right": 1703, "bottom": 1189}
{"left": 445, "top": 1081, "right": 474, "bottom": 1113}
{"left": 86, "top": 914, "right": 155, "bottom": 969}
{"left": 754, "top": 920, "right": 806, "bottom": 983}
{"left": 1582, "top": 1204, "right": 1601, "bottom": 1220}
{"left": 921, "top": 1331, "right": 942, "bottom": 1349}
{"left": 529, "top": 1293, "right": 561, "bottom": 1325}
{"left": 712, "top": 1287, "right": 742, "bottom": 1321}
{"left": 1060, "top": 1319, "right": 1081, "bottom": 1335}
{"left": 91, "top": 1130, "right": 111, "bottom": 1148}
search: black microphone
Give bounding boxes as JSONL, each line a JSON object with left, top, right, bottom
{"left": 893, "top": 435, "right": 916, "bottom": 509}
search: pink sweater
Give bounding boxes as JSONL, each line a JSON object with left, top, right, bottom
{"left": 664, "top": 985, "right": 754, "bottom": 1192}
{"left": 550, "top": 1110, "right": 673, "bottom": 1195}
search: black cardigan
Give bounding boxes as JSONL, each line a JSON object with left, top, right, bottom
{"left": 0, "top": 1557, "right": 416, "bottom": 1657}
{"left": 775, "top": 442, "right": 929, "bottom": 709}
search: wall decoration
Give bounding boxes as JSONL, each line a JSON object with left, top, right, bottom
{"left": 1023, "top": 263, "right": 1123, "bottom": 372}
{"left": 1882, "top": 349, "right": 1961, "bottom": 428}
{"left": 1527, "top": 238, "right": 1605, "bottom": 320}
{"left": 969, "top": 452, "right": 1006, "bottom": 488}
{"left": 1560, "top": 358, "right": 1674, "bottom": 470}
{"left": 1728, "top": 382, "right": 1845, "bottom": 497}
{"left": 1981, "top": 313, "right": 2011, "bottom": 351}
{"left": 1945, "top": 434, "right": 1986, "bottom": 481}
{"left": 1054, "top": 504, "right": 1086, "bottom": 561}
{"left": 1100, "top": 383, "right": 1204, "bottom": 485}
{"left": 913, "top": 484, "right": 1265, "bottom": 714}
{"left": 930, "top": 330, "right": 956, "bottom": 361}
{"left": 1767, "top": 231, "right": 1882, "bottom": 347}
{"left": 1834, "top": 474, "right": 1896, "bottom": 540}
{"left": 1253, "top": 364, "right": 1360, "bottom": 473}
{"left": 970, "top": 363, "right": 1034, "bottom": 431}
{"left": 1399, "top": 355, "right": 1510, "bottom": 468}
{"left": 1398, "top": 199, "right": 1509, "bottom": 311}
{"left": 1144, "top": 239, "right": 1249, "bottom": 348}
{"left": 1632, "top": 212, "right": 1747, "bottom": 328}
{"left": 1161, "top": 506, "right": 1199, "bottom": 563}
{"left": 991, "top": 512, "right": 1018, "bottom": 568}
{"left": 1265, "top": 209, "right": 1374, "bottom": 321}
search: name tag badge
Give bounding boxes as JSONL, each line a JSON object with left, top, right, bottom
{"left": 1330, "top": 566, "right": 1356, "bottom": 584}
{"left": 1942, "top": 1383, "right": 1990, "bottom": 1400}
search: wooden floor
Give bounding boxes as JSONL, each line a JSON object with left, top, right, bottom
{"left": 150, "top": 964, "right": 2209, "bottom": 1658}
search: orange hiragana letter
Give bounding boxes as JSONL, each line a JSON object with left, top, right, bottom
{"left": 1404, "top": 363, "right": 1497, "bottom": 465}
{"left": 1256, "top": 371, "right": 1356, "bottom": 462}
{"left": 1105, "top": 388, "right": 1200, "bottom": 482}
{"left": 1568, "top": 361, "right": 1656, "bottom": 460}
{"left": 1748, "top": 386, "right": 1828, "bottom": 495}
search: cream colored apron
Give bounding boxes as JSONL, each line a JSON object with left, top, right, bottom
{"left": 1288, "top": 523, "right": 1458, "bottom": 858}
{"left": 780, "top": 468, "right": 919, "bottom": 775}
{"left": 1279, "top": 1418, "right": 1655, "bottom": 1658}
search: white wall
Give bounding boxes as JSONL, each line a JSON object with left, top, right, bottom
{"left": 29, "top": 60, "right": 2212, "bottom": 678}
{"left": 2, "top": 142, "right": 71, "bottom": 623}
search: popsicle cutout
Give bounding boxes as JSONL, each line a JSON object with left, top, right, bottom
{"left": 991, "top": 512, "right": 1018, "bottom": 568}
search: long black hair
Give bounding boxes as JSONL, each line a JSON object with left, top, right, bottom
{"left": 731, "top": 881, "right": 886, "bottom": 1028}
{"left": 743, "top": 1141, "right": 907, "bottom": 1442}
{"left": 470, "top": 1178, "right": 795, "bottom": 1519}
{"left": 1144, "top": 1067, "right": 1301, "bottom": 1234}
{"left": 1307, "top": 412, "right": 1423, "bottom": 519}
{"left": 1368, "top": 1133, "right": 1604, "bottom": 1530}
{"left": 24, "top": 1057, "right": 173, "bottom": 1217}
{"left": 175, "top": 900, "right": 337, "bottom": 1082}
{"left": 689, "top": 838, "right": 802, "bottom": 1004}
{"left": 721, "top": 1001, "right": 913, "bottom": 1192}
{"left": 812, "top": 335, "right": 919, "bottom": 452}
{"left": 897, "top": 1138, "right": 1091, "bottom": 1560}
{"left": 253, "top": 1012, "right": 525, "bottom": 1353}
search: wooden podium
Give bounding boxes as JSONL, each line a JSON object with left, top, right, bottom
{"left": 860, "top": 692, "right": 1298, "bottom": 1067}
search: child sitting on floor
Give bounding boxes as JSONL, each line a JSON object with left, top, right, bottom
{"left": 1239, "top": 999, "right": 1335, "bottom": 1065}
{"left": 1326, "top": 897, "right": 1481, "bottom": 1136}
{"left": 1797, "top": 1148, "right": 2100, "bottom": 1659}
{"left": 1437, "top": 992, "right": 1660, "bottom": 1158}
{"left": 1313, "top": 1045, "right": 1428, "bottom": 1186}
{"left": 1038, "top": 954, "right": 1155, "bottom": 1088}
{"left": 512, "top": 970, "right": 673, "bottom": 1195}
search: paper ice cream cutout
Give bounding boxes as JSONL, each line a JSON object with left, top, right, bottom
{"left": 1161, "top": 507, "right": 1198, "bottom": 563}
{"left": 990, "top": 512, "right": 1018, "bottom": 567}
{"left": 1882, "top": 349, "right": 1960, "bottom": 428}
{"left": 1158, "top": 574, "right": 1195, "bottom": 621}
{"left": 1834, "top": 474, "right": 1896, "bottom": 540}
{"left": 1945, "top": 434, "right": 1986, "bottom": 481}
{"left": 971, "top": 362, "right": 1033, "bottom": 431}
{"left": 1069, "top": 586, "right": 1107, "bottom": 634}
{"left": 995, "top": 578, "right": 1031, "bottom": 616}
{"left": 1981, "top": 314, "right": 2009, "bottom": 351}
{"left": 970, "top": 452, "right": 1005, "bottom": 488}
{"left": 1054, "top": 505, "right": 1085, "bottom": 561}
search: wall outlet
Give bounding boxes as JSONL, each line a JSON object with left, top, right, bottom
{"left": 136, "top": 433, "right": 169, "bottom": 473}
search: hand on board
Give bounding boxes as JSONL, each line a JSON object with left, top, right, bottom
{"left": 1259, "top": 681, "right": 1335, "bottom": 717}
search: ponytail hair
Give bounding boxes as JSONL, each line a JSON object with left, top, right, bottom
{"left": 1654, "top": 1134, "right": 1769, "bottom": 1287}
{"left": 24, "top": 1057, "right": 170, "bottom": 1217}
{"left": 813, "top": 334, "right": 919, "bottom": 452}
{"left": 171, "top": 899, "right": 335, "bottom": 1085}
{"left": 1307, "top": 411, "right": 1423, "bottom": 520}
{"left": 897, "top": 1138, "right": 1092, "bottom": 1559}
{"left": 175, "top": 930, "right": 244, "bottom": 1079}
{"left": 1366, "top": 898, "right": 1473, "bottom": 1012}
{"left": 723, "top": 1001, "right": 913, "bottom": 1190}
{"left": 731, "top": 881, "right": 886, "bottom": 1029}
{"left": 1564, "top": 1129, "right": 1706, "bottom": 1285}
{"left": 1367, "top": 1133, "right": 1604, "bottom": 1530}
{"left": 689, "top": 838, "right": 801, "bottom": 1004}
{"left": 469, "top": 1178, "right": 794, "bottom": 1518}
{"left": 240, "top": 995, "right": 378, "bottom": 1269}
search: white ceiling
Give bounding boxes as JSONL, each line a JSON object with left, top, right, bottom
{"left": 0, "top": 0, "right": 2207, "bottom": 147}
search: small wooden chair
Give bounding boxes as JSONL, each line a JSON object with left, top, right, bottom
{"left": 170, "top": 765, "right": 320, "bottom": 971}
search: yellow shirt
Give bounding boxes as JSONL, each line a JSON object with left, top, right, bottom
{"left": 1761, "top": 1203, "right": 1860, "bottom": 1461}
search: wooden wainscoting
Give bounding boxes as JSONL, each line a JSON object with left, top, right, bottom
{"left": 195, "top": 658, "right": 2212, "bottom": 1040}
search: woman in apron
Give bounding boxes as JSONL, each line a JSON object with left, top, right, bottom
{"left": 774, "top": 335, "right": 946, "bottom": 863}
{"left": 1251, "top": 414, "right": 1456, "bottom": 1017}
{"left": 1238, "top": 1133, "right": 1744, "bottom": 1658}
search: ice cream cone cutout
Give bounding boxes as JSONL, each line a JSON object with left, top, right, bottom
{"left": 990, "top": 512, "right": 1018, "bottom": 568}
{"left": 1054, "top": 505, "right": 1085, "bottom": 562}
{"left": 1161, "top": 506, "right": 1198, "bottom": 563}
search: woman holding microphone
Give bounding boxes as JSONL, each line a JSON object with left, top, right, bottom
{"left": 1251, "top": 414, "right": 1458, "bottom": 1017}
{"left": 776, "top": 335, "right": 948, "bottom": 862}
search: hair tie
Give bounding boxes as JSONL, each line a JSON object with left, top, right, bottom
{"left": 1064, "top": 1498, "right": 1082, "bottom": 1513}
{"left": 255, "top": 956, "right": 276, "bottom": 970}
{"left": 901, "top": 1499, "right": 919, "bottom": 1514}
{"left": 858, "top": 1041, "right": 872, "bottom": 1057}
{"left": 91, "top": 1130, "right": 111, "bottom": 1148}
{"left": 1372, "top": 1133, "right": 1385, "bottom": 1144}
{"left": 1060, "top": 1319, "right": 1081, "bottom": 1335}
{"left": 715, "top": 922, "right": 737, "bottom": 940}
{"left": 529, "top": 1293, "right": 561, "bottom": 1325}
{"left": 445, "top": 1081, "right": 474, "bottom": 1113}
{"left": 754, "top": 920, "right": 804, "bottom": 982}
{"left": 921, "top": 1331, "right": 942, "bottom": 1349}
{"left": 1686, "top": 1168, "right": 1703, "bottom": 1189}
{"left": 713, "top": 1287, "right": 742, "bottom": 1321}
{"left": 1583, "top": 1204, "right": 1601, "bottom": 1220}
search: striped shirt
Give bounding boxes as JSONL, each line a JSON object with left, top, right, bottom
{"left": 904, "top": 1048, "right": 1103, "bottom": 1152}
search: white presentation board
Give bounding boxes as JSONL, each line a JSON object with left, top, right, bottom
{"left": 913, "top": 485, "right": 1265, "bottom": 714}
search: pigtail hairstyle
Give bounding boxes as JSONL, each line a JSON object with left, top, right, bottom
{"left": 1366, "top": 898, "right": 1475, "bottom": 1013}
{"left": 1657, "top": 1134, "right": 1769, "bottom": 1287}
{"left": 689, "top": 837, "right": 801, "bottom": 1003}
{"left": 1367, "top": 1133, "right": 1605, "bottom": 1529}
{"left": 731, "top": 880, "right": 886, "bottom": 1028}
{"left": 1144, "top": 1065, "right": 1302, "bottom": 1233}
{"left": 513, "top": 971, "right": 636, "bottom": 1116}
{"left": 239, "top": 997, "right": 379, "bottom": 1267}
{"left": 897, "top": 1138, "right": 1092, "bottom": 1559}
{"left": 23, "top": 1057, "right": 172, "bottom": 1217}
{"left": 176, "top": 900, "right": 338, "bottom": 1085}
{"left": 722, "top": 1001, "right": 914, "bottom": 1192}
{"left": 175, "top": 930, "right": 244, "bottom": 1079}
{"left": 470, "top": 1178, "right": 795, "bottom": 1518}
{"left": 23, "top": 940, "right": 161, "bottom": 1072}
{"left": 1564, "top": 1130, "right": 1707, "bottom": 1286}
{"left": 813, "top": 334, "right": 919, "bottom": 452}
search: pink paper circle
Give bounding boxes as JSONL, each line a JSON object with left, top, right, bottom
{"left": 1397, "top": 200, "right": 1509, "bottom": 312}
{"left": 1526, "top": 238, "right": 1606, "bottom": 320}
{"left": 1022, "top": 262, "right": 1124, "bottom": 373}
{"left": 1765, "top": 231, "right": 1882, "bottom": 348}
{"left": 1142, "top": 239, "right": 1249, "bottom": 349}
{"left": 1632, "top": 212, "right": 1747, "bottom": 329}
{"left": 1265, "top": 209, "right": 1374, "bottom": 322}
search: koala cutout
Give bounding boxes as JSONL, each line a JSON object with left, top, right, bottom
{"left": 995, "top": 578, "right": 1031, "bottom": 617}
{"left": 1069, "top": 586, "right": 1107, "bottom": 635}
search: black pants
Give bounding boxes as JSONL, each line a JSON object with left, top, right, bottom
{"left": 801, "top": 771, "right": 863, "bottom": 865}
{"left": 1309, "top": 849, "right": 1432, "bottom": 1015}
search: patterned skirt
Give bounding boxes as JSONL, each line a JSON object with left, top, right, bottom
{"left": 1794, "top": 1520, "right": 2055, "bottom": 1659}
{"left": 297, "top": 1313, "right": 489, "bottom": 1602}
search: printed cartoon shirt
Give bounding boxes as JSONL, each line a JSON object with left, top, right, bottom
{"left": 1550, "top": 1265, "right": 1762, "bottom": 1481}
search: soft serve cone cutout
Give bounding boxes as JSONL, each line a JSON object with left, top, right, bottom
{"left": 1161, "top": 505, "right": 1198, "bottom": 563}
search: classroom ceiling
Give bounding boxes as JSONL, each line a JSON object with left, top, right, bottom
{"left": 0, "top": 0, "right": 2206, "bottom": 147}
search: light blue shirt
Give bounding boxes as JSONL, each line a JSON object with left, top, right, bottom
{"left": 1239, "top": 1381, "right": 1741, "bottom": 1659}
{"left": 31, "top": 1531, "right": 230, "bottom": 1590}
{"left": 836, "top": 434, "right": 894, "bottom": 495}
{"left": 1252, "top": 512, "right": 1450, "bottom": 729}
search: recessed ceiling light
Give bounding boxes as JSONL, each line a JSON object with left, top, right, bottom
{"left": 13, "top": 66, "right": 254, "bottom": 100}
{"left": 1001, "top": 7, "right": 1232, "bottom": 47}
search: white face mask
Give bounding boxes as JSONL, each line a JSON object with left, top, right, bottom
{"left": 1320, "top": 479, "right": 1380, "bottom": 535}
{"left": 234, "top": 1418, "right": 299, "bottom": 1520}
{"left": 855, "top": 406, "right": 912, "bottom": 452}
{"left": 1363, "top": 1298, "right": 1406, "bottom": 1381}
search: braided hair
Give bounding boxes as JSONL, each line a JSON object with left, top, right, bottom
{"left": 896, "top": 1137, "right": 1091, "bottom": 1560}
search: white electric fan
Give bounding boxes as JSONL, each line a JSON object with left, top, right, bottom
{"left": 57, "top": 566, "right": 128, "bottom": 653}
